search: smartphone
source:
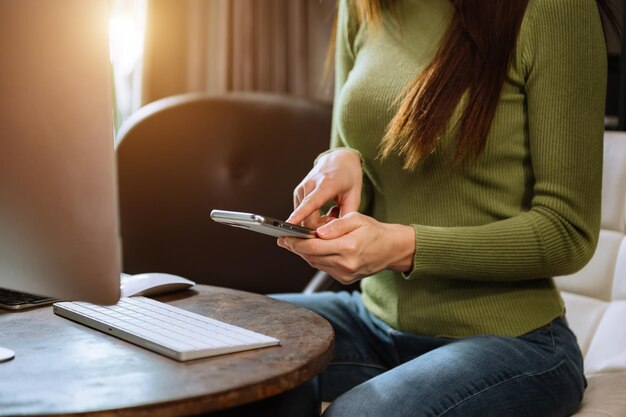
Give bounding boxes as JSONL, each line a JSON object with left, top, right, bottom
{"left": 210, "top": 209, "right": 317, "bottom": 239}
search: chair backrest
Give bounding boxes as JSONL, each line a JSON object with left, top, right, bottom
{"left": 116, "top": 93, "right": 331, "bottom": 294}
{"left": 555, "top": 132, "right": 626, "bottom": 374}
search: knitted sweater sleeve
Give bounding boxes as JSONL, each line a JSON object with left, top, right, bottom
{"left": 329, "top": 0, "right": 356, "bottom": 149}
{"left": 320, "top": 0, "right": 374, "bottom": 214}
{"left": 405, "top": 0, "right": 606, "bottom": 281}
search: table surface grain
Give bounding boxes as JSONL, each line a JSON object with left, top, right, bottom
{"left": 0, "top": 285, "right": 334, "bottom": 416}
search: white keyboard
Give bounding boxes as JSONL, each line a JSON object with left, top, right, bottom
{"left": 53, "top": 297, "right": 280, "bottom": 361}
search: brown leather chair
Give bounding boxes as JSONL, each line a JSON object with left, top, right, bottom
{"left": 116, "top": 92, "right": 331, "bottom": 294}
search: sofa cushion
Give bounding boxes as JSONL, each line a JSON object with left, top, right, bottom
{"left": 561, "top": 292, "right": 608, "bottom": 356}
{"left": 555, "top": 231, "right": 623, "bottom": 301}
{"left": 572, "top": 372, "right": 626, "bottom": 416}
{"left": 584, "top": 302, "right": 626, "bottom": 374}
{"left": 601, "top": 132, "right": 626, "bottom": 233}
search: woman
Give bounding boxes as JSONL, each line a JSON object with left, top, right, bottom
{"left": 276, "top": 0, "right": 613, "bottom": 416}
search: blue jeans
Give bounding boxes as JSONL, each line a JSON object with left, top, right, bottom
{"left": 273, "top": 291, "right": 586, "bottom": 417}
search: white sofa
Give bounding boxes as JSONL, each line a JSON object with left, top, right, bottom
{"left": 555, "top": 131, "right": 626, "bottom": 416}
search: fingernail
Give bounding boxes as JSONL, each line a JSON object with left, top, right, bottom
{"left": 317, "top": 225, "right": 329, "bottom": 237}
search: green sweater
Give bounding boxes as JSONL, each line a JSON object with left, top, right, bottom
{"left": 330, "top": 0, "right": 606, "bottom": 337}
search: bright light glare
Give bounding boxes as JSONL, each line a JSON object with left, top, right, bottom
{"left": 109, "top": 15, "right": 143, "bottom": 76}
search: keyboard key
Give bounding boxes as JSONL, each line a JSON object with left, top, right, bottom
{"left": 53, "top": 297, "right": 280, "bottom": 361}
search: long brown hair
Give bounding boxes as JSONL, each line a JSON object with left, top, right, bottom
{"left": 339, "top": 0, "right": 620, "bottom": 169}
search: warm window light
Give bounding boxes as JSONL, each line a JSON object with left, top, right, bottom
{"left": 109, "top": 15, "right": 143, "bottom": 76}
{"left": 108, "top": 0, "right": 146, "bottom": 132}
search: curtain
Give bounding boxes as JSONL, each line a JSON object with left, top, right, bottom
{"left": 141, "top": 0, "right": 335, "bottom": 105}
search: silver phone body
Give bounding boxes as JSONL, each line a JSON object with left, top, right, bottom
{"left": 210, "top": 210, "right": 317, "bottom": 239}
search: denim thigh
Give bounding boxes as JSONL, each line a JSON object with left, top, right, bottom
{"left": 272, "top": 291, "right": 453, "bottom": 401}
{"left": 274, "top": 291, "right": 586, "bottom": 417}
{"left": 325, "top": 316, "right": 586, "bottom": 417}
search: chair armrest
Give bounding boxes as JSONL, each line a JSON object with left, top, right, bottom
{"left": 303, "top": 271, "right": 334, "bottom": 294}
{"left": 303, "top": 271, "right": 365, "bottom": 294}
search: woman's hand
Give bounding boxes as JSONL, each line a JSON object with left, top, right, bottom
{"left": 287, "top": 149, "right": 363, "bottom": 229}
{"left": 278, "top": 212, "right": 415, "bottom": 284}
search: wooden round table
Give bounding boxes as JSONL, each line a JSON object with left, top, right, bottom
{"left": 0, "top": 285, "right": 334, "bottom": 416}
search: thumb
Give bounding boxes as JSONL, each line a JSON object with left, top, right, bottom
{"left": 316, "top": 213, "right": 362, "bottom": 239}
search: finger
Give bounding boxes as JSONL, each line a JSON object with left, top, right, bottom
{"left": 316, "top": 213, "right": 363, "bottom": 240}
{"left": 301, "top": 210, "right": 322, "bottom": 229}
{"left": 287, "top": 187, "right": 336, "bottom": 225}
{"left": 338, "top": 190, "right": 361, "bottom": 217}
{"left": 296, "top": 254, "right": 359, "bottom": 285}
{"left": 296, "top": 213, "right": 335, "bottom": 231}
{"left": 300, "top": 253, "right": 343, "bottom": 269}
{"left": 293, "top": 179, "right": 317, "bottom": 210}
{"left": 304, "top": 206, "right": 339, "bottom": 229}
{"left": 293, "top": 186, "right": 305, "bottom": 211}
{"left": 299, "top": 254, "right": 338, "bottom": 271}
{"left": 284, "top": 251, "right": 341, "bottom": 281}
{"left": 318, "top": 214, "right": 336, "bottom": 227}
{"left": 282, "top": 236, "right": 342, "bottom": 257}
{"left": 293, "top": 192, "right": 300, "bottom": 211}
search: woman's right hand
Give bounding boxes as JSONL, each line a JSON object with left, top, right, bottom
{"left": 287, "top": 148, "right": 363, "bottom": 229}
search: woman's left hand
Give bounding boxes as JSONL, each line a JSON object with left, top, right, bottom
{"left": 277, "top": 212, "right": 415, "bottom": 285}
